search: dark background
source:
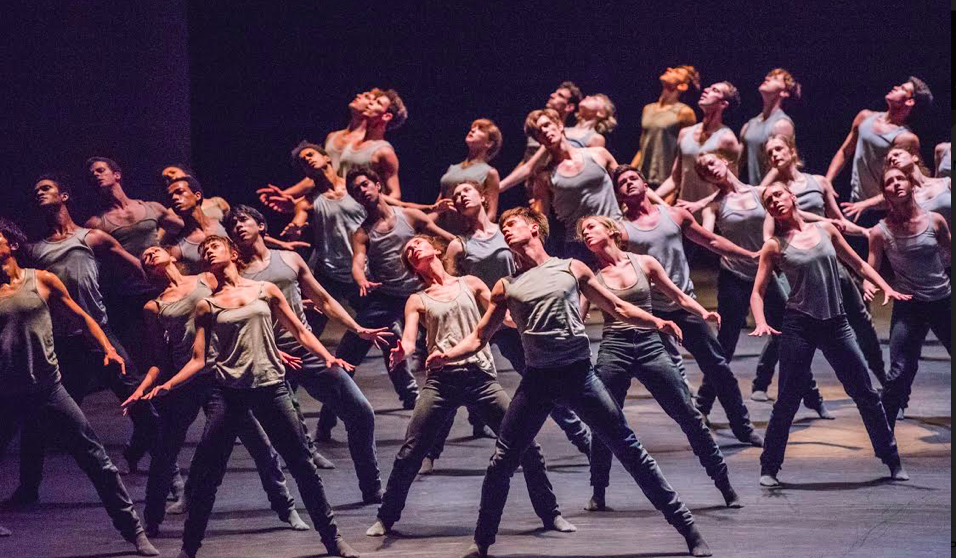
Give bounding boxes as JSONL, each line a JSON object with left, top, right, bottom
{"left": 2, "top": 1, "right": 950, "bottom": 236}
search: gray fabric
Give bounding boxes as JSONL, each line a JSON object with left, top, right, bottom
{"left": 308, "top": 192, "right": 366, "bottom": 284}
{"left": 337, "top": 139, "right": 391, "bottom": 179}
{"left": 205, "top": 282, "right": 285, "bottom": 388}
{"left": 0, "top": 268, "right": 61, "bottom": 394}
{"left": 878, "top": 220, "right": 951, "bottom": 301}
{"left": 777, "top": 224, "right": 844, "bottom": 320}
{"left": 677, "top": 123, "right": 734, "bottom": 203}
{"left": 595, "top": 252, "right": 654, "bottom": 334}
{"left": 716, "top": 186, "right": 765, "bottom": 279}
{"left": 174, "top": 221, "right": 228, "bottom": 274}
{"left": 502, "top": 257, "right": 590, "bottom": 368}
{"left": 25, "top": 228, "right": 108, "bottom": 335}
{"left": 458, "top": 227, "right": 515, "bottom": 289}
{"left": 565, "top": 127, "right": 597, "bottom": 149}
{"left": 918, "top": 180, "right": 951, "bottom": 228}
{"left": 850, "top": 112, "right": 910, "bottom": 202}
{"left": 794, "top": 173, "right": 827, "bottom": 217}
{"left": 154, "top": 278, "right": 213, "bottom": 372}
{"left": 940, "top": 145, "right": 951, "bottom": 178}
{"left": 418, "top": 278, "right": 495, "bottom": 374}
{"left": 241, "top": 250, "right": 309, "bottom": 348}
{"left": 742, "top": 108, "right": 793, "bottom": 184}
{"left": 439, "top": 161, "right": 492, "bottom": 198}
{"left": 324, "top": 134, "right": 345, "bottom": 172}
{"left": 620, "top": 207, "right": 695, "bottom": 312}
{"left": 550, "top": 150, "right": 622, "bottom": 241}
{"left": 100, "top": 200, "right": 161, "bottom": 259}
{"left": 367, "top": 208, "right": 424, "bottom": 296}
{"left": 639, "top": 102, "right": 690, "bottom": 186}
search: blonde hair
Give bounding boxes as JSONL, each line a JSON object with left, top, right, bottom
{"left": 576, "top": 94, "right": 618, "bottom": 135}
{"left": 400, "top": 235, "right": 451, "bottom": 281}
{"left": 575, "top": 215, "right": 625, "bottom": 249}
{"left": 500, "top": 207, "right": 549, "bottom": 244}
{"left": 765, "top": 133, "right": 804, "bottom": 170}
{"left": 523, "top": 108, "right": 562, "bottom": 140}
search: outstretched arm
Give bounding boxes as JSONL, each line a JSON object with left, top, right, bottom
{"left": 825, "top": 222, "right": 909, "bottom": 304}
{"left": 389, "top": 295, "right": 423, "bottom": 369}
{"left": 121, "top": 303, "right": 166, "bottom": 412}
{"left": 678, "top": 207, "right": 758, "bottom": 260}
{"left": 425, "top": 279, "right": 508, "bottom": 368}
{"left": 749, "top": 239, "right": 782, "bottom": 336}
{"left": 500, "top": 145, "right": 549, "bottom": 192}
{"left": 641, "top": 255, "right": 720, "bottom": 327}
{"left": 145, "top": 301, "right": 212, "bottom": 397}
{"left": 375, "top": 147, "right": 402, "bottom": 200}
{"left": 351, "top": 226, "right": 380, "bottom": 296}
{"left": 267, "top": 283, "right": 353, "bottom": 370}
{"left": 407, "top": 208, "right": 455, "bottom": 241}
{"left": 86, "top": 229, "right": 144, "bottom": 280}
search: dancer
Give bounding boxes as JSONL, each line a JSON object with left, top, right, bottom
{"left": 434, "top": 118, "right": 503, "bottom": 233}
{"left": 337, "top": 89, "right": 407, "bottom": 198}
{"left": 866, "top": 167, "right": 951, "bottom": 430}
{"left": 751, "top": 183, "right": 909, "bottom": 487}
{"left": 0, "top": 218, "right": 159, "bottom": 556}
{"left": 936, "top": 142, "right": 951, "bottom": 178}
{"left": 565, "top": 93, "right": 617, "bottom": 148}
{"left": 426, "top": 207, "right": 711, "bottom": 558}
{"left": 160, "top": 163, "right": 231, "bottom": 223}
{"left": 365, "top": 235, "right": 576, "bottom": 537}
{"left": 740, "top": 68, "right": 799, "bottom": 184}
{"left": 613, "top": 165, "right": 764, "bottom": 446}
{"left": 226, "top": 204, "right": 390, "bottom": 502}
{"left": 121, "top": 246, "right": 309, "bottom": 535}
{"left": 164, "top": 176, "right": 228, "bottom": 273}
{"left": 143, "top": 235, "right": 359, "bottom": 558}
{"left": 629, "top": 66, "right": 700, "bottom": 190}
{"left": 577, "top": 215, "right": 740, "bottom": 512}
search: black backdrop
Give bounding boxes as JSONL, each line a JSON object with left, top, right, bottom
{"left": 2, "top": 1, "right": 951, "bottom": 235}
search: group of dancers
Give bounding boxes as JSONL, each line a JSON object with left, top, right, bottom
{"left": 0, "top": 67, "right": 950, "bottom": 558}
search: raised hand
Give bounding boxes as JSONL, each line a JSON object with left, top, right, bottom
{"left": 257, "top": 186, "right": 297, "bottom": 214}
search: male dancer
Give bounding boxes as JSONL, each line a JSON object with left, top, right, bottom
{"left": 740, "top": 69, "right": 799, "bottom": 184}
{"left": 163, "top": 176, "right": 228, "bottom": 273}
{"left": 427, "top": 207, "right": 712, "bottom": 558}
{"left": 337, "top": 89, "right": 407, "bottom": 199}
{"left": 0, "top": 218, "right": 159, "bottom": 556}
{"left": 935, "top": 142, "right": 951, "bottom": 178}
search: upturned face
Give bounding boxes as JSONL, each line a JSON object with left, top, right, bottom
{"left": 765, "top": 137, "right": 794, "bottom": 169}
{"left": 141, "top": 246, "right": 174, "bottom": 275}
{"left": 199, "top": 238, "right": 234, "bottom": 270}
{"left": 579, "top": 217, "right": 614, "bottom": 251}
{"left": 166, "top": 180, "right": 201, "bottom": 214}
{"left": 882, "top": 168, "right": 914, "bottom": 202}
{"left": 660, "top": 67, "right": 691, "bottom": 88}
{"left": 350, "top": 174, "right": 381, "bottom": 206}
{"left": 886, "top": 147, "right": 917, "bottom": 173}
{"left": 698, "top": 83, "right": 729, "bottom": 110}
{"left": 228, "top": 213, "right": 263, "bottom": 246}
{"left": 615, "top": 169, "right": 647, "bottom": 201}
{"left": 88, "top": 161, "right": 120, "bottom": 191}
{"left": 348, "top": 90, "right": 376, "bottom": 113}
{"left": 759, "top": 72, "right": 787, "bottom": 96}
{"left": 546, "top": 86, "right": 574, "bottom": 114}
{"left": 452, "top": 182, "right": 484, "bottom": 215}
{"left": 885, "top": 81, "right": 915, "bottom": 105}
{"left": 500, "top": 215, "right": 535, "bottom": 247}
{"left": 362, "top": 94, "right": 392, "bottom": 126}
{"left": 402, "top": 237, "right": 440, "bottom": 272}
{"left": 696, "top": 153, "right": 729, "bottom": 184}
{"left": 0, "top": 231, "right": 18, "bottom": 260}
{"left": 297, "top": 147, "right": 330, "bottom": 173}
{"left": 533, "top": 114, "right": 563, "bottom": 147}
{"left": 465, "top": 124, "right": 491, "bottom": 151}
{"left": 762, "top": 184, "right": 796, "bottom": 218}
{"left": 577, "top": 95, "right": 606, "bottom": 119}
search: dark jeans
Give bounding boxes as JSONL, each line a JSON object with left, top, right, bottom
{"left": 285, "top": 347, "right": 381, "bottom": 500}
{"left": 591, "top": 330, "right": 728, "bottom": 488}
{"left": 428, "top": 327, "right": 591, "bottom": 460}
{"left": 761, "top": 312, "right": 898, "bottom": 475}
{"left": 182, "top": 382, "right": 340, "bottom": 555}
{"left": 709, "top": 269, "right": 824, "bottom": 408}
{"left": 0, "top": 382, "right": 143, "bottom": 541}
{"left": 653, "top": 308, "right": 757, "bottom": 439}
{"left": 838, "top": 265, "right": 887, "bottom": 385}
{"left": 473, "top": 359, "right": 694, "bottom": 547}
{"left": 144, "top": 375, "right": 295, "bottom": 527}
{"left": 19, "top": 330, "right": 160, "bottom": 492}
{"left": 378, "top": 366, "right": 560, "bottom": 527}
{"left": 104, "top": 290, "right": 158, "bottom": 382}
{"left": 882, "top": 296, "right": 951, "bottom": 431}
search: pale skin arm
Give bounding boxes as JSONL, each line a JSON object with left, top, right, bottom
{"left": 826, "top": 110, "right": 870, "bottom": 183}
{"left": 815, "top": 175, "right": 870, "bottom": 234}
{"left": 389, "top": 294, "right": 424, "bottom": 369}
{"left": 280, "top": 196, "right": 314, "bottom": 239}
{"left": 571, "top": 260, "right": 681, "bottom": 336}
{"left": 499, "top": 145, "right": 549, "bottom": 192}
{"left": 351, "top": 226, "right": 380, "bottom": 296}
{"left": 145, "top": 301, "right": 212, "bottom": 396}
{"left": 484, "top": 168, "right": 501, "bottom": 221}
{"left": 862, "top": 225, "right": 887, "bottom": 301}
{"left": 86, "top": 228, "right": 145, "bottom": 279}
{"left": 675, "top": 207, "right": 758, "bottom": 260}
{"left": 749, "top": 239, "right": 783, "bottom": 336}
{"left": 445, "top": 238, "right": 464, "bottom": 276}
{"left": 823, "top": 222, "right": 910, "bottom": 304}
{"left": 265, "top": 282, "right": 353, "bottom": 369}
{"left": 530, "top": 173, "right": 553, "bottom": 216}
{"left": 425, "top": 279, "right": 509, "bottom": 368}
{"left": 640, "top": 255, "right": 720, "bottom": 328}
{"left": 373, "top": 146, "right": 402, "bottom": 199}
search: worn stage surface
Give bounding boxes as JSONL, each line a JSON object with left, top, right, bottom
{"left": 1, "top": 272, "right": 950, "bottom": 558}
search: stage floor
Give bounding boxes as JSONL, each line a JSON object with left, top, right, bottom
{"left": 1, "top": 274, "right": 950, "bottom": 558}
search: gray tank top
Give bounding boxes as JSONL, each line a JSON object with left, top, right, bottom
{"left": 677, "top": 123, "right": 734, "bottom": 203}
{"left": 324, "top": 133, "right": 346, "bottom": 173}
{"left": 419, "top": 278, "right": 495, "bottom": 375}
{"left": 878, "top": 220, "right": 951, "bottom": 301}
{"left": 777, "top": 224, "right": 844, "bottom": 320}
{"left": 241, "top": 250, "right": 310, "bottom": 351}
{"left": 308, "top": 192, "right": 366, "bottom": 284}
{"left": 439, "top": 161, "right": 493, "bottom": 198}
{"left": 155, "top": 278, "right": 213, "bottom": 373}
{"left": 503, "top": 257, "right": 591, "bottom": 368}
{"left": 851, "top": 112, "right": 910, "bottom": 202}
{"left": 337, "top": 139, "right": 392, "bottom": 179}
{"left": 367, "top": 207, "right": 423, "bottom": 296}
{"left": 458, "top": 227, "right": 516, "bottom": 289}
{"left": 205, "top": 282, "right": 285, "bottom": 389}
{"left": 742, "top": 109, "right": 793, "bottom": 184}
{"left": 918, "top": 181, "right": 952, "bottom": 228}
{"left": 596, "top": 253, "right": 654, "bottom": 334}
{"left": 940, "top": 145, "right": 951, "bottom": 179}
{"left": 26, "top": 228, "right": 108, "bottom": 336}
{"left": 716, "top": 186, "right": 765, "bottom": 280}
{"left": 550, "top": 150, "right": 623, "bottom": 240}
{"left": 620, "top": 207, "right": 695, "bottom": 312}
{"left": 639, "top": 102, "right": 690, "bottom": 186}
{"left": 794, "top": 174, "right": 827, "bottom": 217}
{"left": 175, "top": 221, "right": 228, "bottom": 275}
{"left": 100, "top": 200, "right": 161, "bottom": 259}
{"left": 565, "top": 127, "right": 597, "bottom": 149}
{"left": 0, "top": 269, "right": 61, "bottom": 394}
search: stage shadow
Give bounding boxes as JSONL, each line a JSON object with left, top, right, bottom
{"left": 764, "top": 478, "right": 937, "bottom": 492}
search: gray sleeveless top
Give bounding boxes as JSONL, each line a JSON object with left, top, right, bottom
{"left": 502, "top": 257, "right": 591, "bottom": 368}
{"left": 777, "top": 224, "right": 844, "bottom": 320}
{"left": 458, "top": 227, "right": 516, "bottom": 289}
{"left": 26, "top": 228, "right": 108, "bottom": 336}
{"left": 337, "top": 139, "right": 392, "bottom": 179}
{"left": 878, "top": 220, "right": 951, "bottom": 301}
{"left": 324, "top": 133, "right": 346, "bottom": 173}
{"left": 596, "top": 253, "right": 654, "bottom": 334}
{"left": 175, "top": 221, "right": 228, "bottom": 275}
{"left": 851, "top": 112, "right": 910, "bottom": 201}
{"left": 0, "top": 269, "right": 60, "bottom": 394}
{"left": 205, "top": 282, "right": 285, "bottom": 389}
{"left": 677, "top": 123, "right": 734, "bottom": 203}
{"left": 940, "top": 145, "right": 951, "bottom": 179}
{"left": 367, "top": 207, "right": 423, "bottom": 296}
{"left": 918, "top": 181, "right": 951, "bottom": 228}
{"left": 418, "top": 278, "right": 495, "bottom": 375}
{"left": 550, "top": 150, "right": 623, "bottom": 240}
{"left": 439, "top": 161, "right": 493, "bottom": 198}
{"left": 100, "top": 200, "right": 161, "bottom": 259}
{"left": 154, "top": 278, "right": 213, "bottom": 373}
{"left": 742, "top": 109, "right": 793, "bottom": 184}
{"left": 620, "top": 207, "right": 695, "bottom": 312}
{"left": 716, "top": 186, "right": 765, "bottom": 280}
{"left": 640, "top": 102, "right": 691, "bottom": 186}
{"left": 794, "top": 174, "right": 827, "bottom": 217}
{"left": 241, "top": 250, "right": 310, "bottom": 351}
{"left": 565, "top": 127, "right": 597, "bottom": 149}
{"left": 308, "top": 191, "right": 366, "bottom": 283}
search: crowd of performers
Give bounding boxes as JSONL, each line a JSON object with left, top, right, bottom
{"left": 0, "top": 68, "right": 950, "bottom": 558}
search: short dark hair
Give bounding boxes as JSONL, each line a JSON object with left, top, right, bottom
{"left": 345, "top": 166, "right": 382, "bottom": 193}
{"left": 290, "top": 140, "right": 327, "bottom": 166}
{"left": 35, "top": 172, "right": 71, "bottom": 197}
{"left": 611, "top": 164, "right": 646, "bottom": 187}
{"left": 558, "top": 81, "right": 583, "bottom": 110}
{"left": 382, "top": 89, "right": 408, "bottom": 131}
{"left": 907, "top": 76, "right": 933, "bottom": 120}
{"left": 0, "top": 217, "right": 27, "bottom": 250}
{"left": 223, "top": 204, "right": 267, "bottom": 237}
{"left": 400, "top": 234, "right": 449, "bottom": 281}
{"left": 718, "top": 81, "right": 741, "bottom": 112}
{"left": 168, "top": 175, "right": 203, "bottom": 196}
{"left": 198, "top": 234, "right": 235, "bottom": 260}
{"left": 85, "top": 156, "right": 122, "bottom": 174}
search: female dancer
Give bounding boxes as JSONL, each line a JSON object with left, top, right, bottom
{"left": 434, "top": 119, "right": 503, "bottom": 232}
{"left": 365, "top": 235, "right": 575, "bottom": 537}
{"left": 739, "top": 68, "right": 799, "bottom": 184}
{"left": 865, "top": 167, "right": 950, "bottom": 430}
{"left": 751, "top": 183, "right": 909, "bottom": 487}
{"left": 565, "top": 93, "right": 617, "bottom": 148}
{"left": 143, "top": 235, "right": 358, "bottom": 558}
{"left": 577, "top": 215, "right": 740, "bottom": 512}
